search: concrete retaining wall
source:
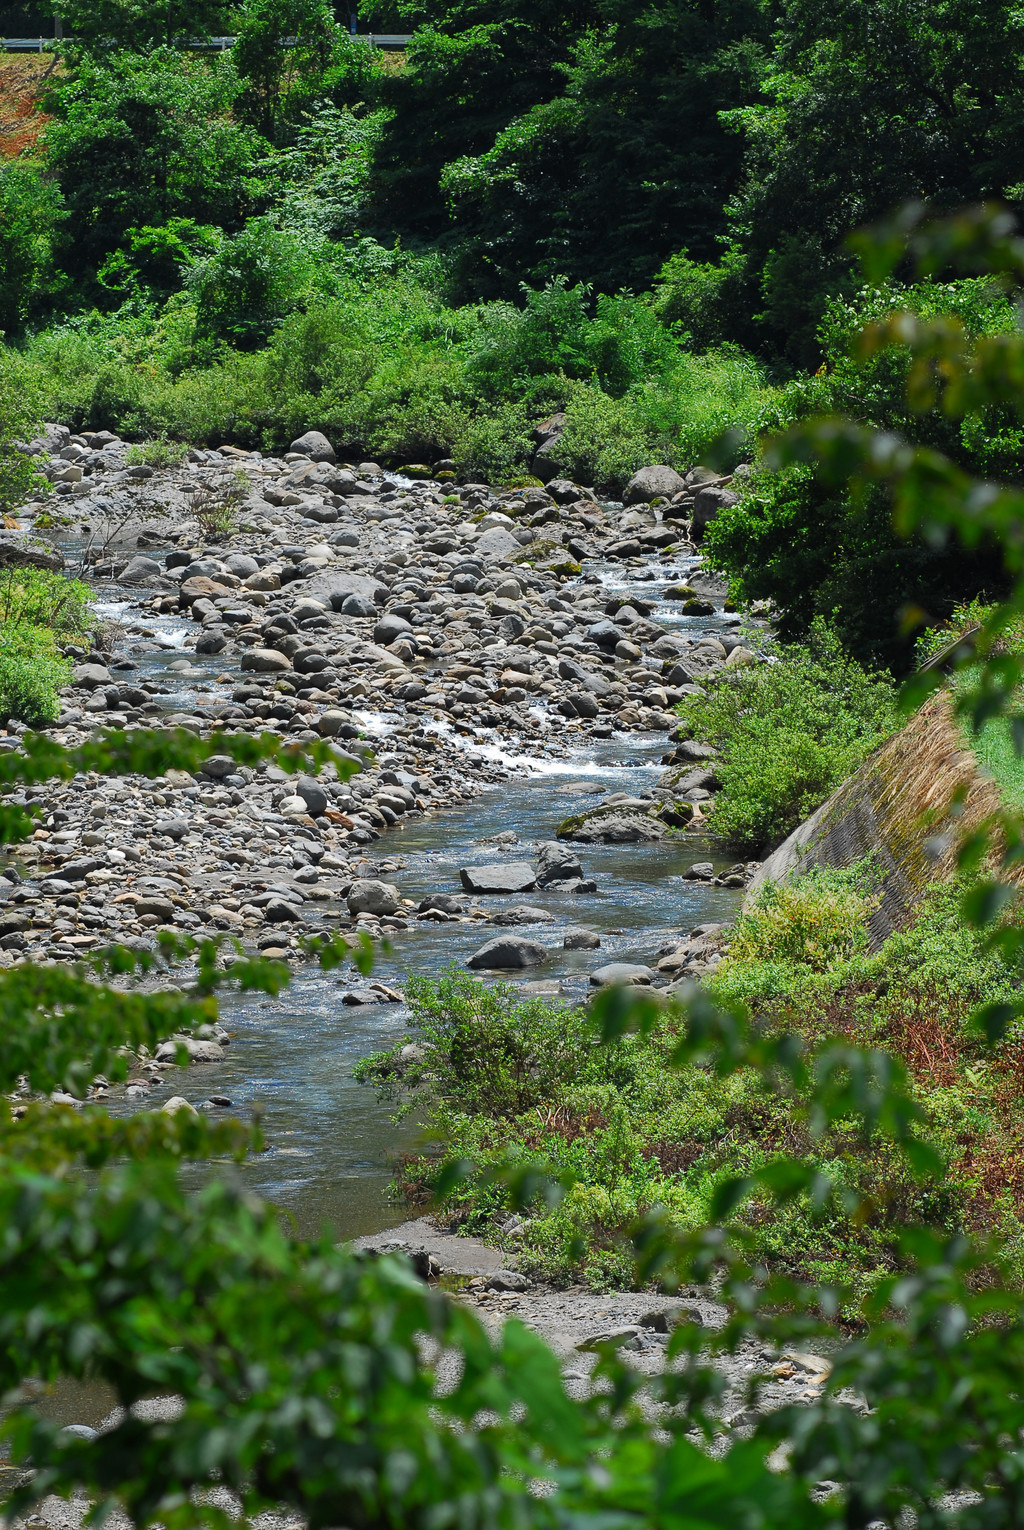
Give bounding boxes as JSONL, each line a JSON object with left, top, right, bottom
{"left": 745, "top": 694, "right": 1005, "bottom": 947}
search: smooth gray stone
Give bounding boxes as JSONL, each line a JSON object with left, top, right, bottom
{"left": 466, "top": 935, "right": 547, "bottom": 970}
{"left": 459, "top": 862, "right": 537, "bottom": 895}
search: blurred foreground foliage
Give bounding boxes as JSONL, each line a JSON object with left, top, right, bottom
{"left": 12, "top": 207, "right": 1024, "bottom": 1527}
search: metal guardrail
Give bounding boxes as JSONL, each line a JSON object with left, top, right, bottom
{"left": 1, "top": 32, "right": 412, "bottom": 49}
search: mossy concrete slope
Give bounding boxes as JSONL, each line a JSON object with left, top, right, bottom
{"left": 745, "top": 694, "right": 1006, "bottom": 947}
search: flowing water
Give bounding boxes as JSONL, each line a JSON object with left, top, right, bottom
{"left": 75, "top": 540, "right": 745, "bottom": 1240}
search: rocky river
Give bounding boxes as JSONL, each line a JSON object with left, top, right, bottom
{"left": 9, "top": 425, "right": 865, "bottom": 1453}
{"left": 5, "top": 423, "right": 770, "bottom": 1239}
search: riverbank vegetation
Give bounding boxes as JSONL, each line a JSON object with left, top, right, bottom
{"left": 364, "top": 879, "right": 1024, "bottom": 1301}
{"left": 0, "top": 0, "right": 1021, "bottom": 664}
{"left": 675, "top": 620, "right": 899, "bottom": 855}
{"left": 0, "top": 565, "right": 91, "bottom": 723}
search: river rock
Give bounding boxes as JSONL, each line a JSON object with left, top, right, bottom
{"left": 557, "top": 658, "right": 614, "bottom": 698}
{"left": 155, "top": 1034, "right": 226, "bottom": 1063}
{"left": 262, "top": 897, "right": 304, "bottom": 922}
{"left": 161, "top": 1096, "right": 198, "bottom": 1115}
{"left": 586, "top": 618, "right": 625, "bottom": 648}
{"left": 486, "top": 1270, "right": 529, "bottom": 1292}
{"left": 563, "top": 928, "right": 600, "bottom": 949}
{"left": 589, "top": 963, "right": 657, "bottom": 987}
{"left": 290, "top": 430, "right": 336, "bottom": 462}
{"left": 135, "top": 896, "right": 176, "bottom": 921}
{"left": 241, "top": 647, "right": 292, "bottom": 673}
{"left": 347, "top": 879, "right": 400, "bottom": 915}
{"left": 72, "top": 663, "right": 111, "bottom": 689}
{"left": 200, "top": 755, "right": 236, "bottom": 778}
{"left": 490, "top": 905, "right": 559, "bottom": 925}
{"left": 120, "top": 555, "right": 162, "bottom": 584}
{"left": 624, "top": 466, "right": 687, "bottom": 504}
{"left": 225, "top": 553, "right": 259, "bottom": 577}
{"left": 418, "top": 894, "right": 467, "bottom": 914}
{"left": 535, "top": 841, "right": 583, "bottom": 886}
{"left": 153, "top": 817, "right": 189, "bottom": 840}
{"left": 557, "top": 803, "right": 666, "bottom": 843}
{"left": 374, "top": 614, "right": 413, "bottom": 646}
{"left": 295, "top": 778, "right": 329, "bottom": 817}
{"left": 467, "top": 935, "right": 547, "bottom": 969}
{"left": 475, "top": 527, "right": 521, "bottom": 562}
{"left": 459, "top": 863, "right": 537, "bottom": 895}
{"left": 341, "top": 593, "right": 376, "bottom": 618}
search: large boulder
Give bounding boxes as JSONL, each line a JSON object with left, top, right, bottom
{"left": 589, "top": 963, "right": 657, "bottom": 987}
{"left": 459, "top": 862, "right": 538, "bottom": 895}
{"left": 535, "top": 841, "right": 583, "bottom": 887}
{"left": 691, "top": 485, "right": 739, "bottom": 537}
{"left": 347, "top": 879, "right": 400, "bottom": 916}
{"left": 289, "top": 429, "right": 336, "bottom": 462}
{"left": 475, "top": 527, "right": 521, "bottom": 562}
{"left": 557, "top": 801, "right": 668, "bottom": 844}
{"left": 0, "top": 531, "right": 63, "bottom": 571}
{"left": 623, "top": 466, "right": 687, "bottom": 505}
{"left": 467, "top": 936, "right": 547, "bottom": 970}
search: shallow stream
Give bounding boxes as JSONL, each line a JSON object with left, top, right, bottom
{"left": 67, "top": 536, "right": 745, "bottom": 1240}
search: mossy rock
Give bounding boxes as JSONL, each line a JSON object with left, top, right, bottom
{"left": 658, "top": 799, "right": 694, "bottom": 828}
{"left": 556, "top": 800, "right": 670, "bottom": 843}
{"left": 513, "top": 537, "right": 558, "bottom": 562}
{"left": 399, "top": 464, "right": 434, "bottom": 479}
{"left": 502, "top": 474, "right": 545, "bottom": 490}
{"left": 546, "top": 556, "right": 582, "bottom": 578}
{"left": 663, "top": 584, "right": 697, "bottom": 600}
{"left": 682, "top": 598, "right": 715, "bottom": 616}
{"left": 435, "top": 471, "right": 456, "bottom": 482}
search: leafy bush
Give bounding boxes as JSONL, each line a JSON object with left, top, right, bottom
{"left": 124, "top": 438, "right": 189, "bottom": 468}
{"left": 0, "top": 349, "right": 47, "bottom": 515}
{"left": 0, "top": 159, "right": 67, "bottom": 336}
{"left": 0, "top": 567, "right": 91, "bottom": 637}
{"left": 43, "top": 50, "right": 263, "bottom": 275}
{"left": 360, "top": 967, "right": 603, "bottom": 1120}
{"left": 0, "top": 621, "right": 71, "bottom": 724}
{"left": 705, "top": 279, "right": 1020, "bottom": 670}
{"left": 677, "top": 619, "right": 899, "bottom": 854}
{"left": 186, "top": 218, "right": 323, "bottom": 348}
{"left": 726, "top": 866, "right": 875, "bottom": 973}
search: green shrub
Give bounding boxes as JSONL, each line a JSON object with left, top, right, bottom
{"left": 705, "top": 279, "right": 1020, "bottom": 671}
{"left": 0, "top": 567, "right": 92, "bottom": 638}
{"left": 727, "top": 866, "right": 875, "bottom": 973}
{"left": 0, "top": 159, "right": 67, "bottom": 335}
{"left": 677, "top": 619, "right": 899, "bottom": 855}
{"left": 0, "top": 621, "right": 71, "bottom": 724}
{"left": 124, "top": 439, "right": 189, "bottom": 468}
{"left": 360, "top": 967, "right": 602, "bottom": 1121}
{"left": 43, "top": 49, "right": 263, "bottom": 275}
